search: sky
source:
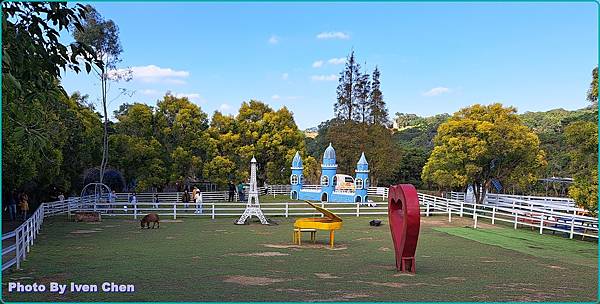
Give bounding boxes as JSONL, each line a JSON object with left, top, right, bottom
{"left": 60, "top": 2, "right": 598, "bottom": 130}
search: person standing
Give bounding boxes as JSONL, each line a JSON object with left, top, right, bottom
{"left": 19, "top": 192, "right": 29, "bottom": 220}
{"left": 194, "top": 189, "right": 203, "bottom": 214}
{"left": 237, "top": 182, "right": 245, "bottom": 202}
{"left": 183, "top": 189, "right": 190, "bottom": 209}
{"left": 153, "top": 193, "right": 160, "bottom": 209}
{"left": 108, "top": 190, "right": 117, "bottom": 214}
{"left": 7, "top": 190, "right": 17, "bottom": 221}
{"left": 228, "top": 181, "right": 235, "bottom": 202}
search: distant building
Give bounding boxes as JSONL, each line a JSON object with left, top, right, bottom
{"left": 290, "top": 143, "right": 369, "bottom": 203}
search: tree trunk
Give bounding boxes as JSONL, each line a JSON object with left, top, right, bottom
{"left": 99, "top": 73, "right": 108, "bottom": 184}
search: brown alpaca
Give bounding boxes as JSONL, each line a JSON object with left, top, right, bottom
{"left": 140, "top": 213, "right": 160, "bottom": 229}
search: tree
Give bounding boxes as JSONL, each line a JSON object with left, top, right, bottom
{"left": 2, "top": 2, "right": 99, "bottom": 94}
{"left": 587, "top": 66, "right": 598, "bottom": 104}
{"left": 565, "top": 121, "right": 597, "bottom": 214}
{"left": 354, "top": 68, "right": 371, "bottom": 123}
{"left": 422, "top": 103, "right": 546, "bottom": 204}
{"left": 335, "top": 51, "right": 360, "bottom": 121}
{"left": 73, "top": 5, "right": 129, "bottom": 184}
{"left": 369, "top": 66, "right": 390, "bottom": 126}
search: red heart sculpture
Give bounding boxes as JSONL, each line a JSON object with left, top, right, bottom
{"left": 388, "top": 184, "right": 421, "bottom": 273}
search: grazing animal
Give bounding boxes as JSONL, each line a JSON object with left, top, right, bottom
{"left": 141, "top": 213, "right": 160, "bottom": 229}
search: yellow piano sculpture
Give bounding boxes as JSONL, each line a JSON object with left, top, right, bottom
{"left": 293, "top": 201, "right": 343, "bottom": 248}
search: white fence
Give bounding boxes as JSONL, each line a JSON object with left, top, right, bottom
{"left": 2, "top": 203, "right": 45, "bottom": 271}
{"left": 2, "top": 186, "right": 596, "bottom": 272}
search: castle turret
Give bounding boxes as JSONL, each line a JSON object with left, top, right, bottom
{"left": 290, "top": 151, "right": 303, "bottom": 199}
{"left": 320, "top": 143, "right": 337, "bottom": 202}
{"left": 354, "top": 152, "right": 369, "bottom": 203}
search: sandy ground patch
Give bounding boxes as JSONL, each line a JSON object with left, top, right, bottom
{"left": 314, "top": 273, "right": 340, "bottom": 279}
{"left": 70, "top": 230, "right": 100, "bottom": 234}
{"left": 229, "top": 252, "right": 290, "bottom": 257}
{"left": 378, "top": 247, "right": 391, "bottom": 252}
{"left": 444, "top": 277, "right": 466, "bottom": 281}
{"left": 355, "top": 280, "right": 432, "bottom": 288}
{"left": 223, "top": 275, "right": 288, "bottom": 286}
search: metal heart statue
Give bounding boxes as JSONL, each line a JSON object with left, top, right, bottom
{"left": 387, "top": 184, "right": 421, "bottom": 273}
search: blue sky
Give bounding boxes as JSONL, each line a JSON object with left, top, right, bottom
{"left": 61, "top": 2, "right": 598, "bottom": 129}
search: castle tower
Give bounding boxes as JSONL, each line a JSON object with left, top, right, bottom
{"left": 290, "top": 151, "right": 303, "bottom": 200}
{"left": 354, "top": 152, "right": 369, "bottom": 203}
{"left": 320, "top": 143, "right": 337, "bottom": 202}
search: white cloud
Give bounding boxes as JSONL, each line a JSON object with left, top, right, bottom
{"left": 174, "top": 93, "right": 201, "bottom": 100}
{"left": 268, "top": 35, "right": 279, "bottom": 44}
{"left": 312, "top": 60, "right": 324, "bottom": 68}
{"left": 327, "top": 57, "right": 345, "bottom": 65}
{"left": 316, "top": 31, "right": 350, "bottom": 40}
{"left": 140, "top": 89, "right": 159, "bottom": 95}
{"left": 281, "top": 73, "right": 289, "bottom": 80}
{"left": 219, "top": 103, "right": 233, "bottom": 112}
{"left": 422, "top": 87, "right": 451, "bottom": 97}
{"left": 112, "top": 65, "right": 190, "bottom": 84}
{"left": 271, "top": 94, "right": 281, "bottom": 100}
{"left": 311, "top": 74, "right": 337, "bottom": 81}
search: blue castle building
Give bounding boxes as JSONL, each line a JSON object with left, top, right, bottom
{"left": 290, "top": 143, "right": 369, "bottom": 203}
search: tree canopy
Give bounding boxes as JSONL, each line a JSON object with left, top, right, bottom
{"left": 422, "top": 103, "right": 546, "bottom": 204}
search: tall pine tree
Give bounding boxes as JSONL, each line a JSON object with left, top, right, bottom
{"left": 335, "top": 51, "right": 360, "bottom": 121}
{"left": 354, "top": 66, "right": 371, "bottom": 123}
{"left": 369, "top": 66, "right": 390, "bottom": 126}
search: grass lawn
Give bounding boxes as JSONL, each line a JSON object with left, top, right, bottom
{"left": 1, "top": 213, "right": 597, "bottom": 302}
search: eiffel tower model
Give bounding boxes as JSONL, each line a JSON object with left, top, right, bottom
{"left": 235, "top": 157, "right": 269, "bottom": 225}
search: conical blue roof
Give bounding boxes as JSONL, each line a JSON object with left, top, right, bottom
{"left": 356, "top": 152, "right": 369, "bottom": 172}
{"left": 291, "top": 151, "right": 303, "bottom": 168}
{"left": 322, "top": 143, "right": 336, "bottom": 166}
{"left": 357, "top": 152, "right": 368, "bottom": 165}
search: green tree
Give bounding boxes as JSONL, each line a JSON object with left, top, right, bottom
{"left": 369, "top": 66, "right": 390, "bottom": 126}
{"left": 335, "top": 51, "right": 360, "bottom": 121}
{"left": 587, "top": 66, "right": 598, "bottom": 104}
{"left": 73, "top": 5, "right": 129, "bottom": 184}
{"left": 422, "top": 103, "right": 546, "bottom": 204}
{"left": 565, "top": 121, "right": 597, "bottom": 213}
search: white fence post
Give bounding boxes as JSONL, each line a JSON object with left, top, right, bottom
{"left": 285, "top": 202, "right": 289, "bottom": 218}
{"left": 539, "top": 215, "right": 544, "bottom": 235}
{"left": 514, "top": 212, "right": 518, "bottom": 229}
{"left": 134, "top": 202, "right": 138, "bottom": 220}
{"left": 570, "top": 218, "right": 575, "bottom": 239}
{"left": 356, "top": 202, "right": 360, "bottom": 217}
{"left": 473, "top": 201, "right": 478, "bottom": 228}
{"left": 15, "top": 228, "right": 20, "bottom": 269}
{"left": 173, "top": 202, "right": 177, "bottom": 220}
{"left": 492, "top": 207, "right": 496, "bottom": 224}
{"left": 212, "top": 204, "right": 215, "bottom": 220}
{"left": 460, "top": 201, "right": 464, "bottom": 217}
{"left": 448, "top": 203, "right": 452, "bottom": 222}
{"left": 426, "top": 204, "right": 430, "bottom": 217}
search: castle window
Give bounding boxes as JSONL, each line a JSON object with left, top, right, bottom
{"left": 355, "top": 178, "right": 363, "bottom": 189}
{"left": 332, "top": 176, "right": 337, "bottom": 186}
{"left": 291, "top": 174, "right": 298, "bottom": 185}
{"left": 321, "top": 175, "right": 329, "bottom": 186}
{"left": 299, "top": 175, "right": 304, "bottom": 184}
{"left": 365, "top": 179, "right": 370, "bottom": 188}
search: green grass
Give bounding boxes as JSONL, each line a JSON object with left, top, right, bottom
{"left": 434, "top": 227, "right": 597, "bottom": 267}
{"left": 2, "top": 215, "right": 597, "bottom": 302}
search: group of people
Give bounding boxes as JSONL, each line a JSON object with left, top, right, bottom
{"left": 5, "top": 190, "right": 30, "bottom": 221}
{"left": 181, "top": 187, "right": 204, "bottom": 214}
{"left": 108, "top": 189, "right": 203, "bottom": 214}
{"left": 228, "top": 181, "right": 246, "bottom": 202}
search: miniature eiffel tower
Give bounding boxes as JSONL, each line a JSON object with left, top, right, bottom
{"left": 236, "top": 157, "right": 269, "bottom": 225}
